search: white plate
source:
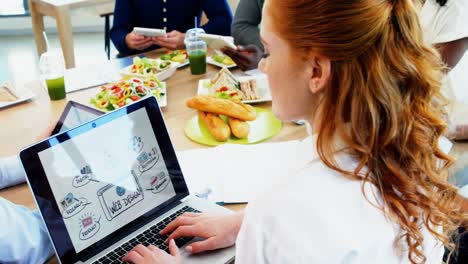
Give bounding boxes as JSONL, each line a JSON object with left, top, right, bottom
{"left": 206, "top": 56, "right": 237, "bottom": 69}
{"left": 176, "top": 60, "right": 189, "bottom": 68}
{"left": 119, "top": 60, "right": 179, "bottom": 81}
{"left": 197, "top": 75, "right": 271, "bottom": 104}
{"left": 0, "top": 87, "right": 35, "bottom": 109}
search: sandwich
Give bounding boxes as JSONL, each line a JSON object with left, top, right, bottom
{"left": 210, "top": 67, "right": 260, "bottom": 101}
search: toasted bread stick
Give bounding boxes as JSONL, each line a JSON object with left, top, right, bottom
{"left": 198, "top": 111, "right": 231, "bottom": 141}
{"left": 228, "top": 117, "right": 250, "bottom": 139}
{"left": 187, "top": 95, "right": 256, "bottom": 121}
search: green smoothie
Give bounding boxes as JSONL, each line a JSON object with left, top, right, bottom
{"left": 46, "top": 76, "right": 66, "bottom": 100}
{"left": 188, "top": 51, "right": 207, "bottom": 75}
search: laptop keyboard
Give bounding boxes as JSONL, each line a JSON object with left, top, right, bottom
{"left": 92, "top": 206, "right": 201, "bottom": 264}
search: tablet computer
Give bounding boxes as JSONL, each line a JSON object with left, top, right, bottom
{"left": 197, "top": 33, "right": 237, "bottom": 50}
{"left": 52, "top": 101, "right": 104, "bottom": 135}
{"left": 134, "top": 27, "right": 167, "bottom": 38}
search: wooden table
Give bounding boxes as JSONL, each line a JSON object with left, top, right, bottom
{"left": 0, "top": 49, "right": 307, "bottom": 212}
{"left": 28, "top": 0, "right": 115, "bottom": 69}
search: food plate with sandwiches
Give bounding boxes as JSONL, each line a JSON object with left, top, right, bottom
{"left": 197, "top": 67, "right": 271, "bottom": 104}
{"left": 0, "top": 82, "right": 35, "bottom": 109}
{"left": 184, "top": 95, "right": 282, "bottom": 146}
{"left": 120, "top": 57, "right": 179, "bottom": 81}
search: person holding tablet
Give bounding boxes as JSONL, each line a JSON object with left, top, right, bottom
{"left": 124, "top": 0, "right": 466, "bottom": 263}
{"left": 222, "top": 0, "right": 265, "bottom": 71}
{"left": 111, "top": 0, "right": 233, "bottom": 57}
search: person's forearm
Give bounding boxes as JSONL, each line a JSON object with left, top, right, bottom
{"left": 232, "top": 24, "right": 263, "bottom": 51}
{"left": 0, "top": 198, "right": 53, "bottom": 263}
{"left": 110, "top": 0, "right": 135, "bottom": 56}
{"left": 436, "top": 37, "right": 468, "bottom": 70}
{"left": 111, "top": 28, "right": 133, "bottom": 55}
{"left": 0, "top": 156, "right": 26, "bottom": 189}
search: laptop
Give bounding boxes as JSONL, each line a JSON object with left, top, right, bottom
{"left": 19, "top": 96, "right": 236, "bottom": 264}
{"left": 51, "top": 101, "right": 104, "bottom": 135}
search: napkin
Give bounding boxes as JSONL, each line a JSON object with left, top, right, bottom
{"left": 0, "top": 81, "right": 18, "bottom": 102}
{"left": 176, "top": 140, "right": 304, "bottom": 204}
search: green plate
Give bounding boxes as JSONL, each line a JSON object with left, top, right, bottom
{"left": 184, "top": 107, "right": 282, "bottom": 146}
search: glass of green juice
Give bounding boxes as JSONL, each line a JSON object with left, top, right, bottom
{"left": 45, "top": 76, "right": 66, "bottom": 100}
{"left": 39, "top": 52, "right": 66, "bottom": 100}
{"left": 185, "top": 28, "right": 207, "bottom": 75}
{"left": 188, "top": 51, "right": 207, "bottom": 75}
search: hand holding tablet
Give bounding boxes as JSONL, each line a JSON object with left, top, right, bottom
{"left": 197, "top": 33, "right": 237, "bottom": 50}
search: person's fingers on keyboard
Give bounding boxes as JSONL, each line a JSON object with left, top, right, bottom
{"left": 122, "top": 249, "right": 144, "bottom": 263}
{"left": 185, "top": 237, "right": 217, "bottom": 254}
{"left": 132, "top": 244, "right": 154, "bottom": 258}
{"left": 168, "top": 239, "right": 181, "bottom": 257}
{"left": 181, "top": 212, "right": 201, "bottom": 217}
{"left": 166, "top": 225, "right": 198, "bottom": 242}
{"left": 147, "top": 245, "right": 167, "bottom": 258}
{"left": 160, "top": 215, "right": 197, "bottom": 235}
{"left": 148, "top": 245, "right": 159, "bottom": 252}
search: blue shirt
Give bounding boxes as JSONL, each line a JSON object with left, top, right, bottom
{"left": 0, "top": 156, "right": 54, "bottom": 263}
{"left": 111, "top": 0, "right": 233, "bottom": 56}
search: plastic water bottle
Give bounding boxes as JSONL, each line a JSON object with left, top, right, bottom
{"left": 38, "top": 32, "right": 66, "bottom": 100}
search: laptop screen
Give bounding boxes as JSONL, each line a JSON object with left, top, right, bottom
{"left": 38, "top": 106, "right": 177, "bottom": 253}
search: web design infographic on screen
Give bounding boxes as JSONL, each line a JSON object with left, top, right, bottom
{"left": 39, "top": 108, "right": 176, "bottom": 252}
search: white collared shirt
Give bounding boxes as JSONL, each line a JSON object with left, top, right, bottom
{"left": 235, "top": 135, "right": 443, "bottom": 263}
{"left": 420, "top": 0, "right": 468, "bottom": 45}
{"left": 419, "top": 0, "right": 468, "bottom": 139}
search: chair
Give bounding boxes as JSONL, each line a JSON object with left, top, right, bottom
{"left": 100, "top": 12, "right": 114, "bottom": 60}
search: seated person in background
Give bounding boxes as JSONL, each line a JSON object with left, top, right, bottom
{"left": 420, "top": 0, "right": 468, "bottom": 139}
{"left": 421, "top": 0, "right": 468, "bottom": 70}
{"left": 421, "top": 3, "right": 468, "bottom": 260}
{"left": 111, "top": 0, "right": 233, "bottom": 57}
{"left": 222, "top": 0, "right": 264, "bottom": 71}
{"left": 123, "top": 0, "right": 466, "bottom": 263}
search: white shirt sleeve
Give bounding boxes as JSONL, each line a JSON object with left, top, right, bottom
{"left": 0, "top": 155, "right": 26, "bottom": 189}
{"left": 0, "top": 197, "right": 54, "bottom": 263}
{"left": 235, "top": 203, "right": 268, "bottom": 263}
{"left": 420, "top": 0, "right": 468, "bottom": 45}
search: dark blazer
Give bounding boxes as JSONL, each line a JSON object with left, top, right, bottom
{"left": 111, "top": 0, "right": 233, "bottom": 56}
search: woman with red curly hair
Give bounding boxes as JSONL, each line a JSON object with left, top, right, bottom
{"left": 124, "top": 0, "right": 467, "bottom": 263}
